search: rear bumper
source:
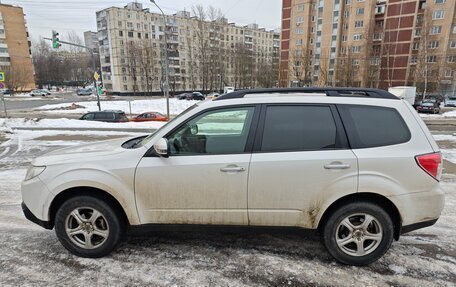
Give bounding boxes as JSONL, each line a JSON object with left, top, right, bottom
{"left": 389, "top": 185, "right": 445, "bottom": 227}
{"left": 22, "top": 202, "right": 53, "bottom": 230}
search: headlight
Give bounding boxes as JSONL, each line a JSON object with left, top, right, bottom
{"left": 24, "top": 166, "right": 46, "bottom": 181}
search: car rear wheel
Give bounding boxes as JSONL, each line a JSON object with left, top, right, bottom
{"left": 55, "top": 196, "right": 125, "bottom": 258}
{"left": 322, "top": 202, "right": 394, "bottom": 266}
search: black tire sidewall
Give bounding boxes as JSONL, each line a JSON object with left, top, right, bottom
{"left": 323, "top": 202, "right": 394, "bottom": 266}
{"left": 54, "top": 196, "right": 124, "bottom": 258}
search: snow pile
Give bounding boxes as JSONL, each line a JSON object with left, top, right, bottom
{"left": 0, "top": 118, "right": 166, "bottom": 130}
{"left": 420, "top": 110, "right": 456, "bottom": 118}
{"left": 35, "top": 98, "right": 199, "bottom": 115}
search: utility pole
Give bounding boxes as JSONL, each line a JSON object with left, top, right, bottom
{"left": 150, "top": 0, "right": 170, "bottom": 120}
{"left": 45, "top": 32, "right": 101, "bottom": 111}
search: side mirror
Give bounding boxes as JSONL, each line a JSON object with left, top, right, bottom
{"left": 154, "top": 138, "right": 169, "bottom": 157}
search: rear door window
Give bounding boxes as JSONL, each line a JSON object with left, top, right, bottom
{"left": 260, "top": 105, "right": 339, "bottom": 152}
{"left": 338, "top": 105, "right": 411, "bottom": 149}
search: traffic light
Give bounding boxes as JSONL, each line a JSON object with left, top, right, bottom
{"left": 52, "top": 30, "right": 61, "bottom": 49}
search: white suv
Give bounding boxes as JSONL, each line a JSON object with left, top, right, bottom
{"left": 21, "top": 88, "right": 444, "bottom": 265}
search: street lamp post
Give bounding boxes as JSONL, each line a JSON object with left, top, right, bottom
{"left": 150, "top": 0, "right": 170, "bottom": 120}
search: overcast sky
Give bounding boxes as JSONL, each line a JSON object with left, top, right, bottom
{"left": 5, "top": 0, "right": 282, "bottom": 42}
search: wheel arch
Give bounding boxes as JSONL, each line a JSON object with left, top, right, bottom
{"left": 48, "top": 186, "right": 130, "bottom": 229}
{"left": 317, "top": 192, "right": 402, "bottom": 240}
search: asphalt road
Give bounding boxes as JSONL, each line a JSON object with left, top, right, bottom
{"left": 2, "top": 92, "right": 93, "bottom": 111}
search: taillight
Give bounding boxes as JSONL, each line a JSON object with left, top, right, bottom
{"left": 415, "top": 152, "right": 442, "bottom": 181}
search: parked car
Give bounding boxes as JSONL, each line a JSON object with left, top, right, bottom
{"left": 0, "top": 89, "right": 12, "bottom": 95}
{"left": 79, "top": 110, "right": 129, "bottom": 123}
{"left": 76, "top": 88, "right": 93, "bottom": 96}
{"left": 176, "top": 93, "right": 190, "bottom": 100}
{"left": 207, "top": 92, "right": 220, "bottom": 100}
{"left": 177, "top": 92, "right": 205, "bottom": 101}
{"left": 22, "top": 88, "right": 444, "bottom": 266}
{"left": 129, "top": 112, "right": 168, "bottom": 122}
{"left": 445, "top": 95, "right": 456, "bottom": 107}
{"left": 417, "top": 101, "right": 440, "bottom": 114}
{"left": 189, "top": 92, "right": 205, "bottom": 101}
{"left": 30, "top": 89, "right": 49, "bottom": 97}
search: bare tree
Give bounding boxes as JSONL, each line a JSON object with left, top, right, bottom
{"left": 126, "top": 41, "right": 141, "bottom": 96}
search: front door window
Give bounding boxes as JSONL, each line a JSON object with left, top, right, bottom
{"left": 167, "top": 107, "right": 255, "bottom": 155}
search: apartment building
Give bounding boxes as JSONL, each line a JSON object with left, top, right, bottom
{"left": 96, "top": 2, "right": 280, "bottom": 95}
{"left": 280, "top": 0, "right": 456, "bottom": 94}
{"left": 0, "top": 4, "right": 34, "bottom": 91}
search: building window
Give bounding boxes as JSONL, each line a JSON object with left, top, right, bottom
{"left": 410, "top": 55, "right": 417, "bottom": 64}
{"left": 415, "top": 29, "right": 421, "bottom": 37}
{"left": 355, "top": 20, "right": 363, "bottom": 28}
{"left": 373, "top": 33, "right": 382, "bottom": 40}
{"left": 430, "top": 26, "right": 442, "bottom": 34}
{"left": 416, "top": 15, "right": 424, "bottom": 25}
{"left": 119, "top": 31, "right": 123, "bottom": 37}
{"left": 413, "top": 42, "right": 420, "bottom": 50}
{"left": 343, "top": 23, "right": 348, "bottom": 30}
{"left": 342, "top": 35, "right": 347, "bottom": 41}
{"left": 451, "top": 41, "right": 456, "bottom": 48}
{"left": 448, "top": 55, "right": 456, "bottom": 63}
{"left": 128, "top": 31, "right": 133, "bottom": 38}
{"left": 296, "top": 39, "right": 303, "bottom": 45}
{"left": 297, "top": 16, "right": 304, "bottom": 24}
{"left": 352, "top": 46, "right": 361, "bottom": 53}
{"left": 118, "top": 21, "right": 122, "bottom": 27}
{"left": 297, "top": 4, "right": 305, "bottom": 11}
{"left": 428, "top": 41, "right": 439, "bottom": 49}
{"left": 435, "top": 0, "right": 446, "bottom": 3}
{"left": 445, "top": 70, "right": 453, "bottom": 77}
{"left": 433, "top": 10, "right": 444, "bottom": 19}
{"left": 127, "top": 22, "right": 133, "bottom": 28}
{"left": 356, "top": 8, "right": 364, "bottom": 15}
{"left": 352, "top": 59, "right": 360, "bottom": 65}
{"left": 344, "top": 10, "right": 349, "bottom": 17}
{"left": 296, "top": 28, "right": 303, "bottom": 35}
{"left": 353, "top": 34, "right": 362, "bottom": 41}
{"left": 426, "top": 55, "right": 437, "bottom": 63}
{"left": 345, "top": 0, "right": 351, "bottom": 4}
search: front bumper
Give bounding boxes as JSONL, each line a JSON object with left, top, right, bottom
{"left": 22, "top": 202, "right": 53, "bottom": 229}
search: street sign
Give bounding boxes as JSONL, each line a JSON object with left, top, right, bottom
{"left": 94, "top": 71, "right": 100, "bottom": 81}
{"left": 0, "top": 83, "right": 5, "bottom": 89}
{"left": 0, "top": 72, "right": 4, "bottom": 82}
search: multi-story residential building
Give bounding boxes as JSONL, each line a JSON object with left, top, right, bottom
{"left": 96, "top": 2, "right": 280, "bottom": 95}
{"left": 280, "top": 0, "right": 456, "bottom": 94}
{"left": 0, "top": 4, "right": 34, "bottom": 91}
{"left": 84, "top": 31, "right": 99, "bottom": 54}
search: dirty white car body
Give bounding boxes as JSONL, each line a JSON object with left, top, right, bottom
{"left": 22, "top": 88, "right": 444, "bottom": 265}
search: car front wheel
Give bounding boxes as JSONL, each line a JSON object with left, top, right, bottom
{"left": 54, "top": 195, "right": 125, "bottom": 258}
{"left": 322, "top": 202, "right": 394, "bottom": 266}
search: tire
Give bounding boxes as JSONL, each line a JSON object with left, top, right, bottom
{"left": 322, "top": 201, "right": 394, "bottom": 266}
{"left": 54, "top": 195, "right": 125, "bottom": 258}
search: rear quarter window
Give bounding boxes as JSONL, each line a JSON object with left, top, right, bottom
{"left": 338, "top": 105, "right": 411, "bottom": 149}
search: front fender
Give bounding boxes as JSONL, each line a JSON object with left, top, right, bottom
{"left": 40, "top": 165, "right": 140, "bottom": 225}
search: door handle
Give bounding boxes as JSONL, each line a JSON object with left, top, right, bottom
{"left": 324, "top": 163, "right": 351, "bottom": 170}
{"left": 220, "top": 166, "right": 246, "bottom": 173}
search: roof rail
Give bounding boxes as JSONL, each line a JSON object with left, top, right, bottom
{"left": 214, "top": 88, "right": 399, "bottom": 101}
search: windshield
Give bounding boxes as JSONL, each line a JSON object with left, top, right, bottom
{"left": 448, "top": 97, "right": 456, "bottom": 101}
{"left": 422, "top": 103, "right": 434, "bottom": 106}
{"left": 139, "top": 104, "right": 199, "bottom": 147}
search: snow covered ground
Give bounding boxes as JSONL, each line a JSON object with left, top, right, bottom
{"left": 35, "top": 98, "right": 199, "bottom": 116}
{"left": 0, "top": 117, "right": 166, "bottom": 131}
{"left": 0, "top": 126, "right": 455, "bottom": 286}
